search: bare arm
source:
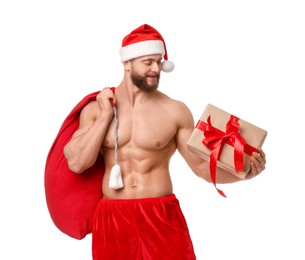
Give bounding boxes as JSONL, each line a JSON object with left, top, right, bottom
{"left": 64, "top": 88, "right": 115, "bottom": 173}
{"left": 175, "top": 102, "right": 266, "bottom": 183}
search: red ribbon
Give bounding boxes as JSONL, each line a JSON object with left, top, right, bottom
{"left": 196, "top": 115, "right": 257, "bottom": 197}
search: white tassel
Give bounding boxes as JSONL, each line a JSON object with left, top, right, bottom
{"left": 109, "top": 105, "right": 124, "bottom": 189}
{"left": 109, "top": 164, "right": 123, "bottom": 189}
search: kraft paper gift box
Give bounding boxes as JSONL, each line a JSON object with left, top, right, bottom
{"left": 187, "top": 104, "right": 267, "bottom": 183}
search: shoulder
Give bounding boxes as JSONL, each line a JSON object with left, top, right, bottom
{"left": 79, "top": 100, "right": 100, "bottom": 122}
{"left": 172, "top": 99, "right": 194, "bottom": 127}
{"left": 157, "top": 92, "right": 194, "bottom": 126}
{"left": 162, "top": 91, "right": 191, "bottom": 111}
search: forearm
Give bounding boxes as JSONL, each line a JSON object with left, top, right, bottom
{"left": 214, "top": 167, "right": 243, "bottom": 184}
{"left": 193, "top": 161, "right": 241, "bottom": 184}
{"left": 64, "top": 115, "right": 112, "bottom": 173}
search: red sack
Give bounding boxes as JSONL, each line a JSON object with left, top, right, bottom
{"left": 44, "top": 91, "right": 104, "bottom": 240}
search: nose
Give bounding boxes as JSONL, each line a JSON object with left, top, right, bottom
{"left": 151, "top": 61, "right": 161, "bottom": 73}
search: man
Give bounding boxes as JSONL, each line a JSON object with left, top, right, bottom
{"left": 64, "top": 24, "right": 266, "bottom": 259}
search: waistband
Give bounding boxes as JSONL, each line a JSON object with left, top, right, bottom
{"left": 101, "top": 193, "right": 177, "bottom": 204}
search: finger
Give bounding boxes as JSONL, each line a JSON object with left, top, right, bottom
{"left": 97, "top": 88, "right": 116, "bottom": 105}
{"left": 255, "top": 152, "right": 264, "bottom": 165}
{"left": 105, "top": 89, "right": 116, "bottom": 106}
{"left": 248, "top": 161, "right": 260, "bottom": 177}
{"left": 249, "top": 162, "right": 257, "bottom": 175}
{"left": 257, "top": 148, "right": 266, "bottom": 163}
{"left": 251, "top": 154, "right": 265, "bottom": 173}
{"left": 252, "top": 159, "right": 262, "bottom": 173}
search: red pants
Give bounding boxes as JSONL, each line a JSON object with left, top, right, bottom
{"left": 92, "top": 194, "right": 196, "bottom": 260}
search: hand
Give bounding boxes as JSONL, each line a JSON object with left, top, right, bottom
{"left": 96, "top": 87, "right": 116, "bottom": 112}
{"left": 246, "top": 148, "right": 266, "bottom": 180}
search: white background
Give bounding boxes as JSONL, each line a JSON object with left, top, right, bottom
{"left": 1, "top": 0, "right": 304, "bottom": 259}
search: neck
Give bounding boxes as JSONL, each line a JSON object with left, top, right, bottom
{"left": 117, "top": 79, "right": 153, "bottom": 107}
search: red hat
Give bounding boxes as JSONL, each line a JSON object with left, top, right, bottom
{"left": 119, "top": 24, "right": 175, "bottom": 72}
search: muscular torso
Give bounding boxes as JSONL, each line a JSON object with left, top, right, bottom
{"left": 100, "top": 92, "right": 181, "bottom": 199}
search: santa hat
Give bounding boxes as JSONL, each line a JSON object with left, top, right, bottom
{"left": 119, "top": 24, "right": 175, "bottom": 72}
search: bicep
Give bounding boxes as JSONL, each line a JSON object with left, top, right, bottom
{"left": 73, "top": 101, "right": 99, "bottom": 137}
{"left": 175, "top": 103, "right": 211, "bottom": 180}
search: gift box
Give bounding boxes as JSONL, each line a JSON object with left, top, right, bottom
{"left": 187, "top": 103, "right": 267, "bottom": 196}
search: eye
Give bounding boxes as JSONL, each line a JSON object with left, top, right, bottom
{"left": 143, "top": 59, "right": 153, "bottom": 65}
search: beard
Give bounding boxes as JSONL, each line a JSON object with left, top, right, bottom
{"left": 131, "top": 70, "right": 160, "bottom": 93}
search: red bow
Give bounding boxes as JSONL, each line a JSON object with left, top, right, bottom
{"left": 196, "top": 115, "right": 256, "bottom": 197}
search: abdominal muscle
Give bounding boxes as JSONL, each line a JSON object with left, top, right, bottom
{"left": 101, "top": 140, "right": 176, "bottom": 199}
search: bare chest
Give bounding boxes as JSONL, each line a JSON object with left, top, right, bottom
{"left": 103, "top": 112, "right": 177, "bottom": 150}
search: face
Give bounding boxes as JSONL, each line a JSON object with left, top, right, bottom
{"left": 129, "top": 55, "right": 162, "bottom": 92}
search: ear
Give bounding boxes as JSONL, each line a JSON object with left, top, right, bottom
{"left": 123, "top": 60, "right": 131, "bottom": 71}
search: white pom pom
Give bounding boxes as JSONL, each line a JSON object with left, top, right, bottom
{"left": 161, "top": 60, "right": 175, "bottom": 72}
{"left": 109, "top": 164, "right": 124, "bottom": 189}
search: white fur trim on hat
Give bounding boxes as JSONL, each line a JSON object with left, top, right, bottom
{"left": 120, "top": 40, "right": 165, "bottom": 62}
